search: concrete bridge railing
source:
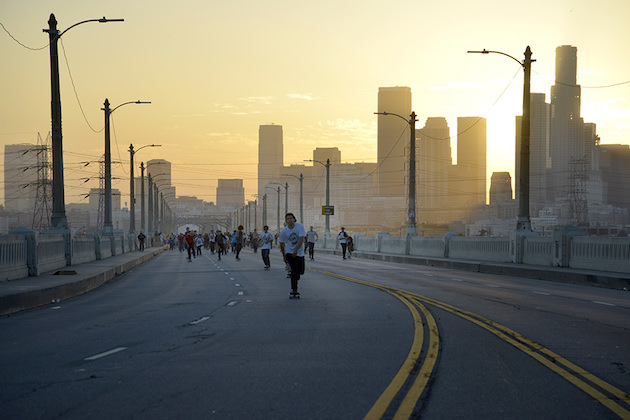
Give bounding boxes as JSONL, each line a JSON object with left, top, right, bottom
{"left": 317, "top": 226, "right": 630, "bottom": 275}
{"left": 0, "top": 227, "right": 147, "bottom": 281}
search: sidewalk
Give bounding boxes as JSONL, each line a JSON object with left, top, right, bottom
{"left": 318, "top": 248, "right": 630, "bottom": 290}
{"left": 0, "top": 246, "right": 168, "bottom": 316}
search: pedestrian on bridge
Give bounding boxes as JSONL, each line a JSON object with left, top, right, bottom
{"left": 137, "top": 231, "right": 146, "bottom": 251}
{"left": 279, "top": 213, "right": 306, "bottom": 297}
{"left": 259, "top": 225, "right": 274, "bottom": 269}
{"left": 306, "top": 226, "right": 318, "bottom": 260}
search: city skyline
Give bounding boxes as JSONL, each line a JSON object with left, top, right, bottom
{"left": 1, "top": 1, "right": 629, "bottom": 207}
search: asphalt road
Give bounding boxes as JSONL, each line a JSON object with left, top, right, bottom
{"left": 1, "top": 247, "right": 629, "bottom": 419}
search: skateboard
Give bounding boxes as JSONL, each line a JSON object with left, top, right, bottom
{"left": 289, "top": 292, "right": 300, "bottom": 299}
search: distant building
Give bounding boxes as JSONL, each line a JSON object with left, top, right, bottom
{"left": 417, "top": 117, "right": 452, "bottom": 224}
{"left": 377, "top": 86, "right": 411, "bottom": 198}
{"left": 489, "top": 172, "right": 512, "bottom": 205}
{"left": 216, "top": 179, "right": 244, "bottom": 210}
{"left": 456, "top": 117, "right": 486, "bottom": 207}
{"left": 258, "top": 124, "right": 283, "bottom": 198}
{"left": 550, "top": 45, "right": 585, "bottom": 201}
{"left": 599, "top": 144, "right": 630, "bottom": 216}
{"left": 517, "top": 92, "right": 551, "bottom": 216}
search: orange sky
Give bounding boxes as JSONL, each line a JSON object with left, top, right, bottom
{"left": 1, "top": 0, "right": 629, "bottom": 206}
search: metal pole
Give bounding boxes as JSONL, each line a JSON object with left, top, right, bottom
{"left": 407, "top": 112, "right": 418, "bottom": 237}
{"left": 103, "top": 99, "right": 113, "bottom": 235}
{"left": 517, "top": 46, "right": 533, "bottom": 232}
{"left": 263, "top": 194, "right": 267, "bottom": 227}
{"left": 299, "top": 173, "right": 303, "bottom": 223}
{"left": 45, "top": 14, "right": 67, "bottom": 229}
{"left": 148, "top": 174, "right": 153, "bottom": 233}
{"left": 140, "top": 162, "right": 145, "bottom": 232}
{"left": 254, "top": 199, "right": 257, "bottom": 231}
{"left": 129, "top": 144, "right": 135, "bottom": 233}
{"left": 325, "top": 158, "right": 330, "bottom": 239}
{"left": 277, "top": 186, "right": 281, "bottom": 233}
{"left": 284, "top": 182, "right": 289, "bottom": 217}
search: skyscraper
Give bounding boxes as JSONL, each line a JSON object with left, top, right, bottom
{"left": 258, "top": 124, "right": 283, "bottom": 198}
{"left": 377, "top": 87, "right": 411, "bottom": 197}
{"left": 216, "top": 179, "right": 244, "bottom": 210}
{"left": 517, "top": 93, "right": 551, "bottom": 215}
{"left": 550, "top": 45, "right": 585, "bottom": 200}
{"left": 417, "top": 117, "right": 452, "bottom": 223}
{"left": 456, "top": 117, "right": 487, "bottom": 207}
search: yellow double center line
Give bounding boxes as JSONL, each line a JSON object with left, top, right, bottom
{"left": 313, "top": 269, "right": 630, "bottom": 420}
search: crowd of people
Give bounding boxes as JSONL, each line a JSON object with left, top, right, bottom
{"left": 138, "top": 224, "right": 354, "bottom": 264}
{"left": 144, "top": 220, "right": 355, "bottom": 296}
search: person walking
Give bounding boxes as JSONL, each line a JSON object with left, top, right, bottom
{"left": 185, "top": 229, "right": 196, "bottom": 262}
{"left": 235, "top": 225, "right": 244, "bottom": 260}
{"left": 137, "top": 231, "right": 146, "bottom": 251}
{"left": 259, "top": 225, "right": 274, "bottom": 269}
{"left": 279, "top": 213, "right": 306, "bottom": 298}
{"left": 337, "top": 227, "right": 349, "bottom": 260}
{"left": 215, "top": 230, "right": 224, "bottom": 261}
{"left": 305, "top": 226, "right": 318, "bottom": 260}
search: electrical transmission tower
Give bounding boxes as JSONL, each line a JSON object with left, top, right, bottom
{"left": 569, "top": 157, "right": 588, "bottom": 226}
{"left": 32, "top": 133, "right": 52, "bottom": 232}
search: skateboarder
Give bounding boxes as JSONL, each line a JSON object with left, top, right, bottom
{"left": 279, "top": 213, "right": 306, "bottom": 297}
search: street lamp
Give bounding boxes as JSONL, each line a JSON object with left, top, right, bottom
{"left": 262, "top": 194, "right": 267, "bottom": 227}
{"left": 374, "top": 111, "right": 419, "bottom": 238}
{"left": 44, "top": 14, "right": 123, "bottom": 230}
{"left": 266, "top": 185, "right": 282, "bottom": 233}
{"left": 282, "top": 173, "right": 304, "bottom": 223}
{"left": 129, "top": 143, "right": 161, "bottom": 234}
{"left": 102, "top": 99, "right": 150, "bottom": 235}
{"left": 305, "top": 159, "right": 331, "bottom": 239}
{"left": 468, "top": 47, "right": 535, "bottom": 232}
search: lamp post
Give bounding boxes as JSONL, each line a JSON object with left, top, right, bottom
{"left": 102, "top": 99, "right": 150, "bottom": 235}
{"left": 262, "top": 194, "right": 267, "bottom": 227}
{"left": 44, "top": 14, "right": 123, "bottom": 230}
{"left": 129, "top": 144, "right": 160, "bottom": 234}
{"left": 147, "top": 173, "right": 153, "bottom": 234}
{"left": 374, "top": 111, "right": 418, "bottom": 237}
{"left": 306, "top": 159, "right": 331, "bottom": 239}
{"left": 282, "top": 173, "right": 304, "bottom": 223}
{"left": 140, "top": 162, "right": 146, "bottom": 232}
{"left": 468, "top": 47, "right": 535, "bottom": 232}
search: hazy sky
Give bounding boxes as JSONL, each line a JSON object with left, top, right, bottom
{"left": 1, "top": 0, "right": 629, "bottom": 206}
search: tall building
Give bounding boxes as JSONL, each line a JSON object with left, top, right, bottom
{"left": 490, "top": 172, "right": 513, "bottom": 204}
{"left": 517, "top": 93, "right": 551, "bottom": 215}
{"left": 3, "top": 144, "right": 38, "bottom": 212}
{"left": 377, "top": 87, "right": 411, "bottom": 197}
{"left": 550, "top": 45, "right": 585, "bottom": 200}
{"left": 258, "top": 124, "right": 284, "bottom": 198}
{"left": 456, "top": 117, "right": 487, "bottom": 207}
{"left": 599, "top": 144, "right": 630, "bottom": 214}
{"left": 417, "top": 117, "right": 452, "bottom": 223}
{"left": 216, "top": 179, "right": 244, "bottom": 210}
{"left": 146, "top": 159, "right": 175, "bottom": 205}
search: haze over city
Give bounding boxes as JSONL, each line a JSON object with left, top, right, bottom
{"left": 1, "top": 0, "right": 629, "bottom": 207}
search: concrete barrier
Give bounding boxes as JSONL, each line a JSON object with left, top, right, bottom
{"left": 71, "top": 235, "right": 97, "bottom": 265}
{"left": 0, "top": 235, "right": 28, "bottom": 281}
{"left": 570, "top": 236, "right": 630, "bottom": 272}
{"left": 449, "top": 237, "right": 512, "bottom": 263}
{"left": 523, "top": 236, "right": 554, "bottom": 266}
{"left": 36, "top": 233, "right": 67, "bottom": 274}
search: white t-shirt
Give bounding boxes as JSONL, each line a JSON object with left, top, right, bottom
{"left": 279, "top": 223, "right": 306, "bottom": 257}
{"left": 259, "top": 232, "right": 274, "bottom": 250}
{"left": 337, "top": 231, "right": 348, "bottom": 244}
{"left": 306, "top": 230, "right": 318, "bottom": 243}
